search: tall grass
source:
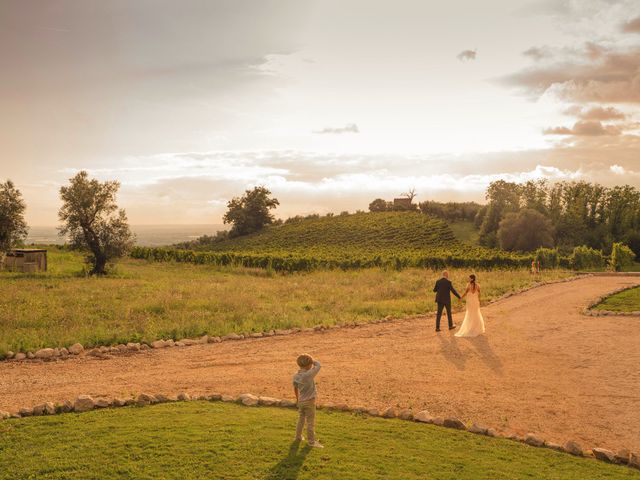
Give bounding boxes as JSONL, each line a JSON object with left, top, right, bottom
{"left": 0, "top": 248, "right": 572, "bottom": 357}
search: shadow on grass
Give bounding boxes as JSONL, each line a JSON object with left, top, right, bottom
{"left": 265, "top": 440, "right": 312, "bottom": 480}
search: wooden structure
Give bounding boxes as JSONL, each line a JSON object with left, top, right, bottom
{"left": 2, "top": 249, "right": 48, "bottom": 273}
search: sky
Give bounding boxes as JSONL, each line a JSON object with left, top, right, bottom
{"left": 1, "top": 0, "right": 640, "bottom": 225}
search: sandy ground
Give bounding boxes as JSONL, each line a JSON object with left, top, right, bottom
{"left": 1, "top": 275, "right": 639, "bottom": 452}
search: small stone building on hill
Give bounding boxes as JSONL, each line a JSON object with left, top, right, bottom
{"left": 2, "top": 249, "right": 48, "bottom": 273}
{"left": 393, "top": 198, "right": 413, "bottom": 209}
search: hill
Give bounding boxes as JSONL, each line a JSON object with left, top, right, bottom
{"left": 132, "top": 212, "right": 534, "bottom": 271}
{"left": 208, "top": 211, "right": 458, "bottom": 252}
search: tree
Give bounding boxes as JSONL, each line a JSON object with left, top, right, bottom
{"left": 401, "top": 188, "right": 417, "bottom": 203}
{"left": 368, "top": 198, "right": 389, "bottom": 212}
{"left": 624, "top": 232, "right": 640, "bottom": 260}
{"left": 497, "top": 209, "right": 554, "bottom": 252}
{"left": 223, "top": 186, "right": 279, "bottom": 237}
{"left": 0, "top": 180, "right": 28, "bottom": 252}
{"left": 479, "top": 180, "right": 522, "bottom": 247}
{"left": 58, "top": 171, "right": 134, "bottom": 275}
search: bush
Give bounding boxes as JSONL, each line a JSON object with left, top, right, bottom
{"left": 610, "top": 242, "right": 635, "bottom": 271}
{"left": 570, "top": 246, "right": 606, "bottom": 270}
{"left": 534, "top": 247, "right": 559, "bottom": 269}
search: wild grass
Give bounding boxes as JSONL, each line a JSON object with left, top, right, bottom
{"left": 594, "top": 286, "right": 640, "bottom": 312}
{"left": 0, "top": 248, "right": 572, "bottom": 357}
{"left": 0, "top": 402, "right": 637, "bottom": 480}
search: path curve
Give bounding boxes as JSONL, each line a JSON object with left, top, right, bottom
{"left": 1, "top": 276, "right": 639, "bottom": 452}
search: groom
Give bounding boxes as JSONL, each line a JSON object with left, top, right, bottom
{"left": 433, "top": 270, "right": 461, "bottom": 332}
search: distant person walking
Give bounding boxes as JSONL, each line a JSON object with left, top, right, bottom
{"left": 433, "top": 270, "right": 461, "bottom": 332}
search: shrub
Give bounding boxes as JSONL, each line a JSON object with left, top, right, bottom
{"left": 610, "top": 242, "right": 635, "bottom": 271}
{"left": 570, "top": 246, "right": 606, "bottom": 270}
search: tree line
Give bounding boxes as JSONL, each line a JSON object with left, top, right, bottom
{"left": 1, "top": 172, "right": 638, "bottom": 275}
{"left": 0, "top": 172, "right": 135, "bottom": 275}
{"left": 0, "top": 174, "right": 281, "bottom": 275}
{"left": 475, "top": 180, "right": 640, "bottom": 256}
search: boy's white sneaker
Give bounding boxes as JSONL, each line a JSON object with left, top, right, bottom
{"left": 309, "top": 441, "right": 324, "bottom": 448}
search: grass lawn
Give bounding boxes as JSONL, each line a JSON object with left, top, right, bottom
{"left": 0, "top": 402, "right": 637, "bottom": 480}
{"left": 594, "top": 286, "right": 640, "bottom": 312}
{"left": 0, "top": 248, "right": 572, "bottom": 357}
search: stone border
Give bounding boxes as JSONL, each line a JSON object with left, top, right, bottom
{"left": 583, "top": 284, "right": 640, "bottom": 317}
{"left": 1, "top": 274, "right": 588, "bottom": 362}
{"left": 1, "top": 391, "right": 637, "bottom": 471}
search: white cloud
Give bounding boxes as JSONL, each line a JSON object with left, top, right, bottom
{"left": 456, "top": 49, "right": 477, "bottom": 61}
{"left": 313, "top": 123, "right": 359, "bottom": 134}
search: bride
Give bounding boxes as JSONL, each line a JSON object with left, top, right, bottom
{"left": 455, "top": 274, "right": 485, "bottom": 338}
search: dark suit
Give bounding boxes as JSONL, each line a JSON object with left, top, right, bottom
{"left": 433, "top": 277, "right": 461, "bottom": 330}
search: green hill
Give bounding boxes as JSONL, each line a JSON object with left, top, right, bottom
{"left": 132, "top": 211, "right": 534, "bottom": 271}
{"left": 209, "top": 212, "right": 458, "bottom": 252}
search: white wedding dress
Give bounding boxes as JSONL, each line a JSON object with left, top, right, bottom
{"left": 455, "top": 288, "right": 485, "bottom": 337}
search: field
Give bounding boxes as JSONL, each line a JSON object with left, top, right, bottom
{"left": 0, "top": 402, "right": 637, "bottom": 480}
{"left": 133, "top": 212, "right": 538, "bottom": 271}
{"left": 594, "top": 286, "right": 640, "bottom": 312}
{"left": 0, "top": 248, "right": 571, "bottom": 357}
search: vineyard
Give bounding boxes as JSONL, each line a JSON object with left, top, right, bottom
{"left": 131, "top": 212, "right": 540, "bottom": 271}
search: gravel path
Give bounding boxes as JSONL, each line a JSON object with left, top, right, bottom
{"left": 1, "top": 275, "right": 639, "bottom": 452}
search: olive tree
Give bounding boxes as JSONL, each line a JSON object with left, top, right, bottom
{"left": 58, "top": 171, "right": 134, "bottom": 275}
{"left": 223, "top": 186, "right": 279, "bottom": 237}
{"left": 0, "top": 180, "right": 28, "bottom": 253}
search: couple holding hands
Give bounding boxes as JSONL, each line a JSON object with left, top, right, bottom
{"left": 433, "top": 271, "right": 485, "bottom": 337}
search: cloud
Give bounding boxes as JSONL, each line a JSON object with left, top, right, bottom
{"left": 543, "top": 120, "right": 622, "bottom": 136}
{"left": 51, "top": 148, "right": 639, "bottom": 225}
{"left": 523, "top": 46, "right": 551, "bottom": 61}
{"left": 502, "top": 43, "right": 640, "bottom": 103}
{"left": 622, "top": 16, "right": 640, "bottom": 33}
{"left": 456, "top": 49, "right": 477, "bottom": 61}
{"left": 563, "top": 105, "right": 627, "bottom": 120}
{"left": 313, "top": 123, "right": 359, "bottom": 134}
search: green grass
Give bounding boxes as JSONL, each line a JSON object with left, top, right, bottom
{"left": 448, "top": 220, "right": 480, "bottom": 245}
{"left": 594, "top": 286, "right": 640, "bottom": 312}
{"left": 0, "top": 248, "right": 572, "bottom": 357}
{"left": 0, "top": 402, "right": 636, "bottom": 480}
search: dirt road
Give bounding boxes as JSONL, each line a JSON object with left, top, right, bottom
{"left": 1, "top": 275, "right": 639, "bottom": 452}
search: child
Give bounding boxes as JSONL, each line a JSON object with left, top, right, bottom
{"left": 293, "top": 354, "right": 323, "bottom": 448}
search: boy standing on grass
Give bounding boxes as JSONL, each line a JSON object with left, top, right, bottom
{"left": 293, "top": 354, "right": 324, "bottom": 448}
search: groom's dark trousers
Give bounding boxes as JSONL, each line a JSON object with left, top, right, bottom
{"left": 436, "top": 302, "right": 454, "bottom": 330}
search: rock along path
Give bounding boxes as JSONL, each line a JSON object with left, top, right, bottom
{"left": 1, "top": 275, "right": 639, "bottom": 452}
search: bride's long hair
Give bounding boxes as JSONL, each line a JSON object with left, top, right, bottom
{"left": 469, "top": 274, "right": 477, "bottom": 292}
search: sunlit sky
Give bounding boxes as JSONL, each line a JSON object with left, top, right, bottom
{"left": 1, "top": 0, "right": 639, "bottom": 225}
